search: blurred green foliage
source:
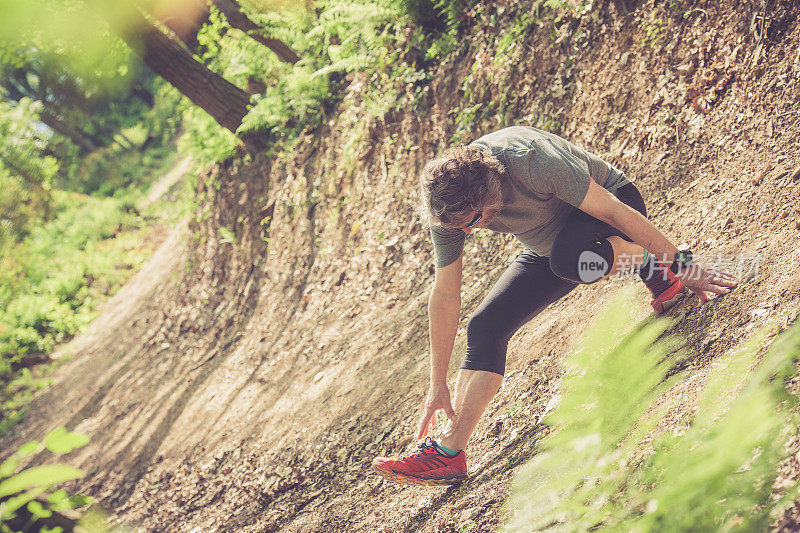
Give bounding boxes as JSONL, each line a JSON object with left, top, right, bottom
{"left": 0, "top": 67, "right": 180, "bottom": 427}
{"left": 506, "top": 290, "right": 800, "bottom": 531}
{"left": 0, "top": 426, "right": 101, "bottom": 532}
{"left": 0, "top": 0, "right": 148, "bottom": 84}
{"left": 3, "top": 0, "right": 477, "bottom": 167}
{"left": 0, "top": 98, "right": 56, "bottom": 245}
{"left": 0, "top": 190, "right": 158, "bottom": 432}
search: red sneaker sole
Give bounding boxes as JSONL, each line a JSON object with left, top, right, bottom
{"left": 372, "top": 465, "right": 467, "bottom": 486}
{"left": 652, "top": 284, "right": 687, "bottom": 314}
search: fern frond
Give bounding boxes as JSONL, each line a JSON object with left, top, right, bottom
{"left": 506, "top": 292, "right": 800, "bottom": 532}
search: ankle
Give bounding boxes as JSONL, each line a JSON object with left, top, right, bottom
{"left": 438, "top": 438, "right": 464, "bottom": 453}
{"left": 638, "top": 252, "right": 660, "bottom": 282}
{"left": 639, "top": 250, "right": 650, "bottom": 270}
{"left": 434, "top": 442, "right": 459, "bottom": 456}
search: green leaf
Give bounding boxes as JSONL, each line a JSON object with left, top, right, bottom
{"left": 0, "top": 465, "right": 85, "bottom": 497}
{"left": 27, "top": 499, "right": 52, "bottom": 519}
{"left": 218, "top": 226, "right": 236, "bottom": 244}
{"left": 0, "top": 440, "right": 40, "bottom": 478}
{"left": 48, "top": 488, "right": 68, "bottom": 504}
{"left": 44, "top": 427, "right": 89, "bottom": 454}
{"left": 41, "top": 527, "right": 64, "bottom": 533}
{"left": 0, "top": 457, "right": 19, "bottom": 478}
{"left": 67, "top": 494, "right": 93, "bottom": 508}
{"left": 0, "top": 485, "right": 47, "bottom": 520}
{"left": 18, "top": 440, "right": 40, "bottom": 457}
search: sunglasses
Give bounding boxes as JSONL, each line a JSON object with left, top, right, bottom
{"left": 455, "top": 211, "right": 483, "bottom": 230}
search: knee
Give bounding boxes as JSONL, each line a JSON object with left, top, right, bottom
{"left": 548, "top": 242, "right": 575, "bottom": 281}
{"left": 549, "top": 237, "right": 609, "bottom": 284}
{"left": 464, "top": 311, "right": 507, "bottom": 375}
{"left": 549, "top": 235, "right": 584, "bottom": 282}
{"left": 466, "top": 310, "right": 497, "bottom": 344}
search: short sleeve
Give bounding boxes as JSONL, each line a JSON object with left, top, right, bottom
{"left": 430, "top": 225, "right": 465, "bottom": 268}
{"left": 528, "top": 141, "right": 592, "bottom": 208}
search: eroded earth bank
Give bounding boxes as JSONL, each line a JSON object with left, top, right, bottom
{"left": 2, "top": 1, "right": 800, "bottom": 531}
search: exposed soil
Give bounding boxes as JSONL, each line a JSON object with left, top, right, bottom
{"left": 2, "top": 1, "right": 799, "bottom": 531}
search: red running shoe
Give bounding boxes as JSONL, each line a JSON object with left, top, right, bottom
{"left": 641, "top": 259, "right": 686, "bottom": 314}
{"left": 372, "top": 438, "right": 467, "bottom": 486}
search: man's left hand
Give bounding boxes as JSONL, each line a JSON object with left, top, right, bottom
{"left": 676, "top": 263, "right": 739, "bottom": 304}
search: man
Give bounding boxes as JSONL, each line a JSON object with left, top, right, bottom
{"left": 372, "top": 126, "right": 738, "bottom": 485}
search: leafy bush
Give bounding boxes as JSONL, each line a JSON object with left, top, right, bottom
{"left": 506, "top": 289, "right": 800, "bottom": 531}
{"left": 178, "top": 106, "right": 240, "bottom": 166}
{"left": 0, "top": 98, "right": 57, "bottom": 247}
{"left": 400, "top": 0, "right": 472, "bottom": 32}
{"left": 182, "top": 0, "right": 409, "bottom": 161}
{"left": 0, "top": 190, "right": 152, "bottom": 430}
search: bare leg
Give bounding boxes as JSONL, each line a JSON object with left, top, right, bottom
{"left": 436, "top": 240, "right": 648, "bottom": 452}
{"left": 438, "top": 369, "right": 503, "bottom": 451}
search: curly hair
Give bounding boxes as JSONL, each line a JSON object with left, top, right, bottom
{"left": 417, "top": 145, "right": 505, "bottom": 226}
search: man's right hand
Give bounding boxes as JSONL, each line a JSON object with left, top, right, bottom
{"left": 417, "top": 383, "right": 456, "bottom": 439}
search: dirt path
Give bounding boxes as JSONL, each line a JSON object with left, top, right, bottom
{"left": 49, "top": 155, "right": 194, "bottom": 366}
{"left": 6, "top": 155, "right": 193, "bottom": 449}
{"left": 140, "top": 155, "right": 194, "bottom": 210}
{"left": 2, "top": 2, "right": 799, "bottom": 532}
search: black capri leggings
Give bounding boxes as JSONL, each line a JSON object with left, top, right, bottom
{"left": 461, "top": 182, "right": 647, "bottom": 375}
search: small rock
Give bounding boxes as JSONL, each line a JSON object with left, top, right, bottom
{"left": 751, "top": 172, "right": 764, "bottom": 186}
{"left": 489, "top": 419, "right": 503, "bottom": 436}
{"left": 459, "top": 507, "right": 481, "bottom": 523}
{"left": 396, "top": 435, "right": 414, "bottom": 449}
{"left": 313, "top": 371, "right": 324, "bottom": 383}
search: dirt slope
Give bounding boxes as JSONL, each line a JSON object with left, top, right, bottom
{"left": 2, "top": 1, "right": 800, "bottom": 531}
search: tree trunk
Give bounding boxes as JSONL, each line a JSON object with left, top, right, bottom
{"left": 115, "top": 130, "right": 137, "bottom": 149}
{"left": 118, "top": 11, "right": 253, "bottom": 135}
{"left": 213, "top": 0, "right": 301, "bottom": 64}
{"left": 39, "top": 108, "right": 98, "bottom": 153}
{"left": 161, "top": 2, "right": 211, "bottom": 53}
{"left": 131, "top": 85, "right": 156, "bottom": 107}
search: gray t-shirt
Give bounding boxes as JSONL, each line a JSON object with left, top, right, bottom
{"left": 430, "top": 126, "right": 631, "bottom": 267}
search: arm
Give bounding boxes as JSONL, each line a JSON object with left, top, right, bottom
{"left": 578, "top": 179, "right": 738, "bottom": 301}
{"left": 578, "top": 180, "right": 678, "bottom": 261}
{"left": 428, "top": 254, "right": 463, "bottom": 384}
{"left": 417, "top": 254, "right": 462, "bottom": 438}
